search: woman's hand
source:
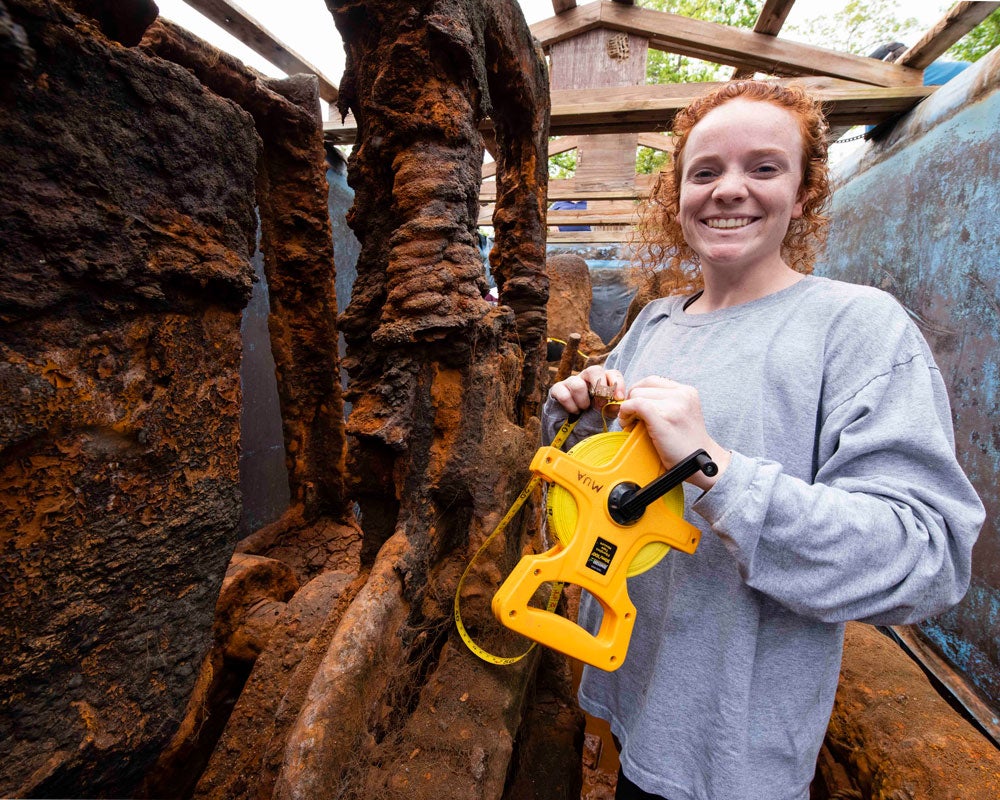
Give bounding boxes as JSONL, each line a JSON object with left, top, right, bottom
{"left": 548, "top": 365, "right": 626, "bottom": 415}
{"left": 619, "top": 376, "right": 731, "bottom": 491}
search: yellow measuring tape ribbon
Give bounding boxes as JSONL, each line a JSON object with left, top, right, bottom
{"left": 454, "top": 415, "right": 579, "bottom": 666}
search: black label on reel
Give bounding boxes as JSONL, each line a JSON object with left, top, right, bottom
{"left": 586, "top": 537, "right": 617, "bottom": 575}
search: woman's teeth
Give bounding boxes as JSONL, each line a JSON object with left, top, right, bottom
{"left": 705, "top": 217, "right": 752, "bottom": 229}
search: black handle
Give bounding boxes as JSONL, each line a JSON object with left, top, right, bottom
{"left": 607, "top": 449, "right": 717, "bottom": 525}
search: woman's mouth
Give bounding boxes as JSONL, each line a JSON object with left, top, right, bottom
{"left": 703, "top": 217, "right": 755, "bottom": 229}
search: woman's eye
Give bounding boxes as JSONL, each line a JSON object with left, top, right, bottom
{"left": 691, "top": 169, "right": 716, "bottom": 180}
{"left": 754, "top": 164, "right": 779, "bottom": 175}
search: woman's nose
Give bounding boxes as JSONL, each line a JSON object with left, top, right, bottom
{"left": 712, "top": 170, "right": 747, "bottom": 202}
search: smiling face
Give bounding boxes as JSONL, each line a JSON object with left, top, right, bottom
{"left": 678, "top": 98, "right": 805, "bottom": 278}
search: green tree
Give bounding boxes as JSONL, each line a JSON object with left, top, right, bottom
{"left": 784, "top": 0, "right": 920, "bottom": 57}
{"left": 639, "top": 0, "right": 761, "bottom": 84}
{"left": 636, "top": 146, "right": 670, "bottom": 175}
{"left": 548, "top": 145, "right": 576, "bottom": 179}
{"left": 946, "top": 7, "right": 1000, "bottom": 63}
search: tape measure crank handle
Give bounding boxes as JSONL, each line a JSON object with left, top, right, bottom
{"left": 607, "top": 449, "right": 718, "bottom": 525}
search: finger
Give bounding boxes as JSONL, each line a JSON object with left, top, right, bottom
{"left": 550, "top": 378, "right": 588, "bottom": 414}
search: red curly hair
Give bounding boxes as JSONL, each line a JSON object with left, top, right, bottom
{"left": 633, "top": 81, "right": 831, "bottom": 296}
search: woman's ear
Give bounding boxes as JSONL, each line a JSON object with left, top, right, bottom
{"left": 792, "top": 186, "right": 806, "bottom": 220}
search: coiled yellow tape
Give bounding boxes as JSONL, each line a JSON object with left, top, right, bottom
{"left": 547, "top": 431, "right": 678, "bottom": 577}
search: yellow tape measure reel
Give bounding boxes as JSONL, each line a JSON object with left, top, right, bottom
{"left": 547, "top": 430, "right": 681, "bottom": 578}
{"left": 455, "top": 417, "right": 712, "bottom": 672}
{"left": 491, "top": 422, "right": 705, "bottom": 671}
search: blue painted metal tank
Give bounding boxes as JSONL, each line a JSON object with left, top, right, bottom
{"left": 818, "top": 46, "right": 1000, "bottom": 737}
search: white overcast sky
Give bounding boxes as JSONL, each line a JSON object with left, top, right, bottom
{"left": 153, "top": 0, "right": 954, "bottom": 104}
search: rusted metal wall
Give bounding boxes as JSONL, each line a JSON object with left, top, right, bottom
{"left": 818, "top": 46, "right": 1000, "bottom": 733}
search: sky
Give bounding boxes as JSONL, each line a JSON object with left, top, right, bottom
{"left": 154, "top": 0, "right": 956, "bottom": 110}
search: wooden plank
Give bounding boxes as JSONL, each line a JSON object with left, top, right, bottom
{"left": 750, "top": 0, "right": 797, "bottom": 35}
{"left": 539, "top": 78, "right": 935, "bottom": 135}
{"left": 548, "top": 135, "right": 582, "bottom": 156}
{"left": 733, "top": 0, "right": 797, "bottom": 78}
{"left": 552, "top": 0, "right": 578, "bottom": 13}
{"left": 325, "top": 79, "right": 935, "bottom": 145}
{"left": 182, "top": 0, "right": 339, "bottom": 102}
{"left": 637, "top": 132, "right": 673, "bottom": 151}
{"left": 597, "top": 1, "right": 922, "bottom": 87}
{"left": 480, "top": 175, "right": 655, "bottom": 203}
{"left": 529, "top": 2, "right": 603, "bottom": 48}
{"left": 482, "top": 135, "right": 579, "bottom": 180}
{"left": 480, "top": 186, "right": 649, "bottom": 203}
{"left": 480, "top": 208, "right": 641, "bottom": 226}
{"left": 546, "top": 230, "right": 635, "bottom": 243}
{"left": 897, "top": 2, "right": 1000, "bottom": 70}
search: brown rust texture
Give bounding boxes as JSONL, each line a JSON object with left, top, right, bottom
{"left": 546, "top": 253, "right": 608, "bottom": 358}
{"left": 135, "top": 21, "right": 366, "bottom": 797}
{"left": 141, "top": 20, "right": 354, "bottom": 577}
{"left": 0, "top": 1, "right": 258, "bottom": 796}
{"left": 219, "top": 0, "right": 579, "bottom": 798}
{"left": 825, "top": 623, "right": 1000, "bottom": 798}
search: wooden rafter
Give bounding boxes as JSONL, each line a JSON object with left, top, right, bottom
{"left": 480, "top": 182, "right": 652, "bottom": 203}
{"left": 547, "top": 230, "right": 634, "bottom": 243}
{"left": 482, "top": 135, "right": 581, "bottom": 180}
{"left": 748, "top": 0, "right": 797, "bottom": 35}
{"left": 181, "top": 0, "right": 339, "bottom": 102}
{"left": 637, "top": 132, "right": 673, "bottom": 152}
{"left": 325, "top": 78, "right": 934, "bottom": 145}
{"left": 531, "top": 1, "right": 922, "bottom": 87}
{"left": 896, "top": 2, "right": 1000, "bottom": 70}
{"left": 551, "top": 0, "right": 578, "bottom": 14}
{"left": 733, "top": 0, "right": 797, "bottom": 79}
{"left": 480, "top": 207, "right": 639, "bottom": 226}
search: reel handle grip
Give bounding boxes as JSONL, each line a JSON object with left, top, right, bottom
{"left": 610, "top": 448, "right": 717, "bottom": 525}
{"left": 491, "top": 545, "right": 635, "bottom": 671}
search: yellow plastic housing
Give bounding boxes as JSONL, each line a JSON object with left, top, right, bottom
{"left": 491, "top": 423, "right": 701, "bottom": 671}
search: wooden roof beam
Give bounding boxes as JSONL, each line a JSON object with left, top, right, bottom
{"left": 733, "top": 0, "right": 797, "bottom": 79}
{"left": 530, "top": 2, "right": 603, "bottom": 47}
{"left": 480, "top": 183, "right": 651, "bottom": 203}
{"left": 541, "top": 78, "right": 935, "bottom": 136}
{"left": 481, "top": 135, "right": 581, "bottom": 180}
{"left": 551, "top": 0, "right": 578, "bottom": 14}
{"left": 896, "top": 1, "right": 1000, "bottom": 70}
{"left": 637, "top": 132, "right": 673, "bottom": 152}
{"left": 600, "top": 2, "right": 923, "bottom": 86}
{"left": 325, "top": 78, "right": 934, "bottom": 145}
{"left": 181, "top": 0, "right": 340, "bottom": 103}
{"left": 532, "top": 1, "right": 922, "bottom": 87}
{"left": 546, "top": 230, "right": 634, "bottom": 243}
{"left": 480, "top": 208, "right": 640, "bottom": 226}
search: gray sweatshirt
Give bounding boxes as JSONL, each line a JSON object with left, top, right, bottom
{"left": 540, "top": 276, "right": 984, "bottom": 800}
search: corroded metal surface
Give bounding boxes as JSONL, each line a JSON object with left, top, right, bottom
{"left": 821, "top": 46, "right": 1000, "bottom": 726}
{"left": 0, "top": 2, "right": 258, "bottom": 795}
{"left": 824, "top": 623, "right": 1000, "bottom": 798}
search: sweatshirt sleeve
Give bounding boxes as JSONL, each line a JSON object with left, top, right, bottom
{"left": 692, "top": 349, "right": 985, "bottom": 626}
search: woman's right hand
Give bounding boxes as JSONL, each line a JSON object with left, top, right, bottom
{"left": 548, "top": 365, "right": 626, "bottom": 415}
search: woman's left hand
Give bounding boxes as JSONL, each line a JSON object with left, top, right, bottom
{"left": 618, "top": 376, "right": 731, "bottom": 491}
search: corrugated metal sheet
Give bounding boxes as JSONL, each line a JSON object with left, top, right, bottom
{"left": 819, "top": 46, "right": 1000, "bottom": 736}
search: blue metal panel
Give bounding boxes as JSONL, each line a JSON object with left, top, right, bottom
{"left": 818, "top": 48, "right": 1000, "bottom": 727}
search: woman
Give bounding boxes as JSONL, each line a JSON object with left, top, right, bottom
{"left": 543, "top": 81, "right": 984, "bottom": 800}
